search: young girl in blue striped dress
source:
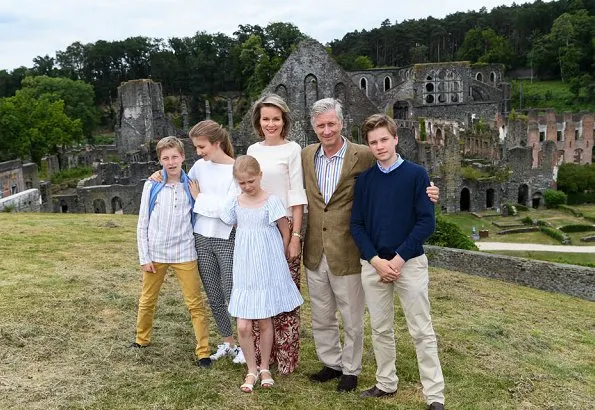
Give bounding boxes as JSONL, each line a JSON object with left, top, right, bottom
{"left": 220, "top": 155, "right": 303, "bottom": 393}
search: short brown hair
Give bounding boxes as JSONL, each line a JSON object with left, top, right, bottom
{"left": 233, "top": 155, "right": 261, "bottom": 178}
{"left": 360, "top": 114, "right": 398, "bottom": 143}
{"left": 251, "top": 94, "right": 292, "bottom": 139}
{"left": 189, "top": 120, "right": 235, "bottom": 158}
{"left": 156, "top": 136, "right": 185, "bottom": 158}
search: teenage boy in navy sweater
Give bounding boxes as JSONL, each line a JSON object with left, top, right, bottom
{"left": 350, "top": 114, "right": 445, "bottom": 410}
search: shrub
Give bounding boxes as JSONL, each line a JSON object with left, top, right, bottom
{"left": 515, "top": 203, "right": 529, "bottom": 212}
{"left": 50, "top": 167, "right": 93, "bottom": 185}
{"left": 539, "top": 226, "right": 569, "bottom": 244}
{"left": 427, "top": 216, "right": 479, "bottom": 251}
{"left": 544, "top": 189, "right": 567, "bottom": 209}
{"left": 559, "top": 224, "right": 595, "bottom": 233}
{"left": 520, "top": 216, "right": 533, "bottom": 225}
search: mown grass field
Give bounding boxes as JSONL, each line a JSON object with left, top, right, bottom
{"left": 0, "top": 213, "right": 593, "bottom": 410}
{"left": 510, "top": 80, "right": 595, "bottom": 112}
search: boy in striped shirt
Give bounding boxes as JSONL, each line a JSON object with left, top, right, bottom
{"left": 132, "top": 136, "right": 211, "bottom": 368}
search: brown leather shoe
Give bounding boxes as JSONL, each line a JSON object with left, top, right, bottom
{"left": 337, "top": 374, "right": 358, "bottom": 392}
{"left": 359, "top": 385, "right": 395, "bottom": 398}
{"left": 309, "top": 366, "right": 342, "bottom": 383}
{"left": 427, "top": 402, "right": 444, "bottom": 410}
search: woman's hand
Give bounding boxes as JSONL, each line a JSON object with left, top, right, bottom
{"left": 189, "top": 180, "right": 200, "bottom": 199}
{"left": 287, "top": 235, "right": 301, "bottom": 263}
{"left": 148, "top": 170, "right": 162, "bottom": 182}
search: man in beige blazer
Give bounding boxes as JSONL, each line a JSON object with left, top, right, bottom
{"left": 302, "top": 98, "right": 438, "bottom": 392}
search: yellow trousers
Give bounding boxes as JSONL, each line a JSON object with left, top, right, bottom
{"left": 135, "top": 260, "right": 210, "bottom": 359}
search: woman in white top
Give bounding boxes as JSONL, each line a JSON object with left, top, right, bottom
{"left": 175, "top": 121, "right": 245, "bottom": 364}
{"left": 246, "top": 94, "right": 308, "bottom": 375}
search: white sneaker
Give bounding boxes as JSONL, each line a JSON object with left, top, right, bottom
{"left": 232, "top": 347, "right": 246, "bottom": 364}
{"left": 209, "top": 342, "right": 231, "bottom": 361}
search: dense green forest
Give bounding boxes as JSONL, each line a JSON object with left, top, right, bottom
{"left": 0, "top": 0, "right": 594, "bottom": 164}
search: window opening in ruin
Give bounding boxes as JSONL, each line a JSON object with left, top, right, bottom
{"left": 574, "top": 148, "right": 583, "bottom": 163}
{"left": 575, "top": 129, "right": 580, "bottom": 140}
{"left": 557, "top": 130, "right": 563, "bottom": 141}
{"left": 393, "top": 101, "right": 409, "bottom": 120}
{"left": 539, "top": 131, "right": 545, "bottom": 142}
{"left": 475, "top": 72, "right": 483, "bottom": 82}
{"left": 460, "top": 188, "right": 470, "bottom": 211}
{"left": 360, "top": 78, "right": 367, "bottom": 94}
{"left": 425, "top": 95, "right": 434, "bottom": 104}
{"left": 60, "top": 199, "right": 68, "bottom": 213}
{"left": 93, "top": 198, "right": 107, "bottom": 213}
{"left": 351, "top": 126, "right": 361, "bottom": 144}
{"left": 10, "top": 184, "right": 17, "bottom": 195}
{"left": 426, "top": 83, "right": 434, "bottom": 92}
{"left": 486, "top": 188, "right": 495, "bottom": 209}
{"left": 384, "top": 76, "right": 391, "bottom": 91}
{"left": 517, "top": 184, "right": 529, "bottom": 206}
{"left": 438, "top": 94, "right": 446, "bottom": 104}
{"left": 490, "top": 72, "right": 496, "bottom": 83}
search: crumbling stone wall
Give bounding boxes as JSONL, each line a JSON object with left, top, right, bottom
{"left": 425, "top": 245, "right": 595, "bottom": 301}
{"left": 77, "top": 182, "right": 145, "bottom": 215}
{"left": 0, "top": 189, "right": 40, "bottom": 212}
{"left": 234, "top": 39, "right": 379, "bottom": 151}
{"left": 115, "top": 79, "right": 182, "bottom": 160}
{"left": 0, "top": 160, "right": 25, "bottom": 198}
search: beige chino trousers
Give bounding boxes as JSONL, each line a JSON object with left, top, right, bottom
{"left": 361, "top": 255, "right": 445, "bottom": 404}
{"left": 306, "top": 254, "right": 365, "bottom": 376}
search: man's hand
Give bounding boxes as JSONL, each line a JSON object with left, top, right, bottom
{"left": 189, "top": 179, "right": 200, "bottom": 199}
{"left": 370, "top": 256, "right": 400, "bottom": 283}
{"left": 426, "top": 181, "right": 440, "bottom": 203}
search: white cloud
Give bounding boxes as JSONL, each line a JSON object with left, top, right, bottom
{"left": 0, "top": 0, "right": 535, "bottom": 70}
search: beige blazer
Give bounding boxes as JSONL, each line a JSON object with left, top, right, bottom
{"left": 301, "top": 140, "right": 375, "bottom": 276}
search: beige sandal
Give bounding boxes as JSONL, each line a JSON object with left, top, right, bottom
{"left": 240, "top": 373, "right": 258, "bottom": 393}
{"left": 259, "top": 369, "right": 274, "bottom": 388}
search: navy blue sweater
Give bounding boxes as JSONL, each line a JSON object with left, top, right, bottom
{"left": 350, "top": 160, "right": 435, "bottom": 262}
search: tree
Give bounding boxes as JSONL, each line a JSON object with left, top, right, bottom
{"left": 0, "top": 92, "right": 83, "bottom": 164}
{"left": 18, "top": 76, "right": 99, "bottom": 141}
{"left": 457, "top": 28, "right": 514, "bottom": 66}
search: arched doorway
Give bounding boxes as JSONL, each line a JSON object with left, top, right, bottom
{"left": 532, "top": 192, "right": 543, "bottom": 209}
{"left": 486, "top": 188, "right": 495, "bottom": 209}
{"left": 518, "top": 184, "right": 529, "bottom": 206}
{"left": 93, "top": 198, "right": 107, "bottom": 213}
{"left": 111, "top": 197, "right": 123, "bottom": 214}
{"left": 460, "top": 188, "right": 470, "bottom": 211}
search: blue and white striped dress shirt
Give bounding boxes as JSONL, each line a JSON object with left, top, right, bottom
{"left": 314, "top": 138, "right": 348, "bottom": 204}
{"left": 137, "top": 180, "right": 198, "bottom": 265}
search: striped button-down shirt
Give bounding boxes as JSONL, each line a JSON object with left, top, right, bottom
{"left": 315, "top": 138, "right": 347, "bottom": 204}
{"left": 137, "top": 180, "right": 197, "bottom": 265}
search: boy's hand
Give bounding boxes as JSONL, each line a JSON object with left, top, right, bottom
{"left": 427, "top": 181, "right": 439, "bottom": 203}
{"left": 370, "top": 256, "right": 399, "bottom": 283}
{"left": 189, "top": 180, "right": 200, "bottom": 199}
{"left": 142, "top": 263, "right": 156, "bottom": 273}
{"left": 148, "top": 170, "right": 162, "bottom": 182}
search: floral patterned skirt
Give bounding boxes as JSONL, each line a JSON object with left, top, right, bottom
{"left": 253, "top": 256, "right": 301, "bottom": 375}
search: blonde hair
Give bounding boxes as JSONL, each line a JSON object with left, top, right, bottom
{"left": 251, "top": 93, "right": 292, "bottom": 139}
{"left": 156, "top": 136, "right": 184, "bottom": 158}
{"left": 360, "top": 114, "right": 398, "bottom": 143}
{"left": 188, "top": 120, "right": 235, "bottom": 157}
{"left": 233, "top": 155, "right": 261, "bottom": 178}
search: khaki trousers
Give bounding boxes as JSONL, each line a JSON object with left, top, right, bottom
{"left": 361, "top": 255, "right": 445, "bottom": 404}
{"left": 135, "top": 260, "right": 210, "bottom": 359}
{"left": 306, "top": 254, "right": 365, "bottom": 376}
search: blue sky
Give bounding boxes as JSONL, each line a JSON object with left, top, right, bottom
{"left": 0, "top": 0, "right": 535, "bottom": 71}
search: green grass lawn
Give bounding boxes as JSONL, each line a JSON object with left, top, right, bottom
{"left": 0, "top": 213, "right": 593, "bottom": 409}
{"left": 486, "top": 250, "right": 595, "bottom": 267}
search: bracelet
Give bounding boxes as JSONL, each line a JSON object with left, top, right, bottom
{"left": 291, "top": 231, "right": 303, "bottom": 239}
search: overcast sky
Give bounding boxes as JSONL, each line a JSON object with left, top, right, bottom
{"left": 0, "top": 0, "right": 536, "bottom": 71}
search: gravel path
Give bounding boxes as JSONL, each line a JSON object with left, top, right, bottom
{"left": 476, "top": 242, "right": 595, "bottom": 253}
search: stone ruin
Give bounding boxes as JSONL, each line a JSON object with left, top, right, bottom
{"left": 2, "top": 39, "right": 593, "bottom": 215}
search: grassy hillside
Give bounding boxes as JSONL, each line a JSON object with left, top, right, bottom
{"left": 510, "top": 80, "right": 595, "bottom": 112}
{"left": 0, "top": 213, "right": 593, "bottom": 409}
